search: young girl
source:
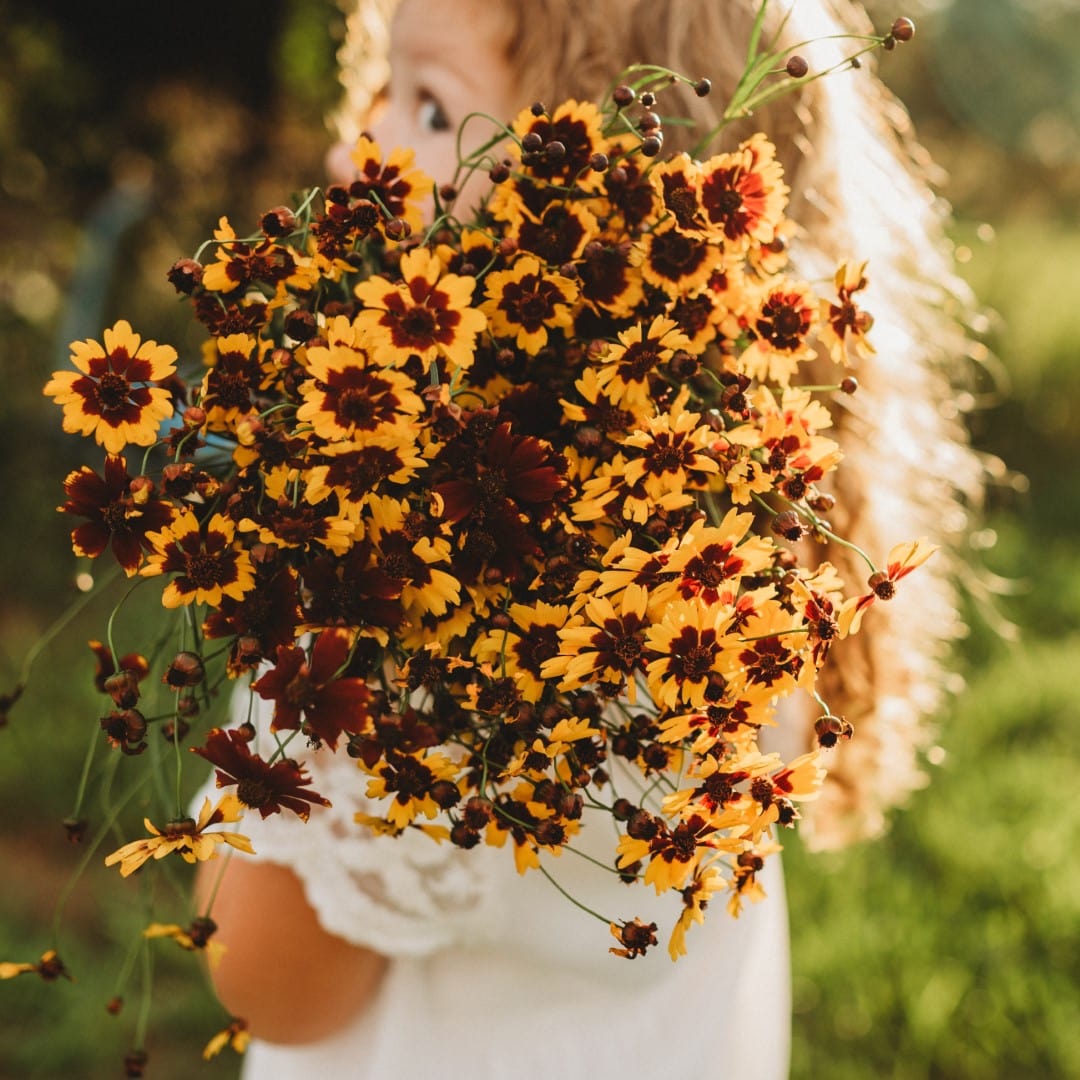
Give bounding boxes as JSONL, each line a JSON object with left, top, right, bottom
{"left": 197, "top": 1, "right": 982, "bottom": 1075}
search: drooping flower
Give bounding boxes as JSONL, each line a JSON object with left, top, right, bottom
{"left": 838, "top": 539, "right": 938, "bottom": 636}
{"left": 142, "top": 510, "right": 255, "bottom": 609}
{"left": 104, "top": 794, "right": 254, "bottom": 877}
{"left": 0, "top": 949, "right": 72, "bottom": 981}
{"left": 203, "top": 1019, "right": 251, "bottom": 1061}
{"left": 191, "top": 727, "right": 332, "bottom": 819}
{"left": 44, "top": 320, "right": 176, "bottom": 454}
{"left": 819, "top": 260, "right": 876, "bottom": 363}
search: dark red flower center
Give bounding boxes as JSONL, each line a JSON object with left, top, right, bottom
{"left": 96, "top": 371, "right": 133, "bottom": 412}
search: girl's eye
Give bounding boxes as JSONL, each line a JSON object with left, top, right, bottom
{"left": 418, "top": 93, "right": 451, "bottom": 133}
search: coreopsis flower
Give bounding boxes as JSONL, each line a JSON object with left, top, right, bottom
{"left": 295, "top": 335, "right": 425, "bottom": 441}
{"left": 669, "top": 865, "right": 726, "bottom": 959}
{"left": 44, "top": 320, "right": 176, "bottom": 454}
{"left": 651, "top": 511, "right": 774, "bottom": 610}
{"left": 635, "top": 220, "right": 726, "bottom": 297}
{"left": 354, "top": 248, "right": 487, "bottom": 373}
{"left": 619, "top": 396, "right": 721, "bottom": 504}
{"left": 473, "top": 601, "right": 571, "bottom": 702}
{"left": 503, "top": 99, "right": 609, "bottom": 198}
{"left": 144, "top": 918, "right": 224, "bottom": 966}
{"left": 819, "top": 260, "right": 876, "bottom": 363}
{"left": 59, "top": 456, "right": 174, "bottom": 575}
{"left": 512, "top": 200, "right": 600, "bottom": 266}
{"left": 0, "top": 949, "right": 72, "bottom": 981}
{"left": 302, "top": 436, "right": 427, "bottom": 506}
{"left": 89, "top": 640, "right": 150, "bottom": 704}
{"left": 364, "top": 495, "right": 461, "bottom": 619}
{"left": 200, "top": 217, "right": 298, "bottom": 295}
{"left": 608, "top": 918, "right": 658, "bottom": 959}
{"left": 434, "top": 418, "right": 569, "bottom": 582}
{"left": 141, "top": 510, "right": 256, "bottom": 609}
{"left": 364, "top": 748, "right": 462, "bottom": 829}
{"left": 481, "top": 256, "right": 578, "bottom": 353}
{"left": 739, "top": 281, "right": 819, "bottom": 386}
{"left": 191, "top": 727, "right": 332, "bottom": 819}
{"left": 203, "top": 1019, "right": 250, "bottom": 1061}
{"left": 650, "top": 155, "right": 708, "bottom": 234}
{"left": 697, "top": 133, "right": 788, "bottom": 248}
{"left": 838, "top": 538, "right": 939, "bottom": 636}
{"left": 592, "top": 315, "right": 693, "bottom": 413}
{"left": 345, "top": 136, "right": 433, "bottom": 238}
{"left": 543, "top": 584, "right": 650, "bottom": 701}
{"left": 251, "top": 628, "right": 372, "bottom": 748}
{"left": 197, "top": 333, "right": 266, "bottom": 430}
{"left": 645, "top": 599, "right": 736, "bottom": 710}
{"left": 104, "top": 794, "right": 253, "bottom": 877}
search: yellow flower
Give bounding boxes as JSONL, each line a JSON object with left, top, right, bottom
{"left": 104, "top": 794, "right": 254, "bottom": 877}
{"left": 354, "top": 247, "right": 486, "bottom": 374}
{"left": 203, "top": 1018, "right": 251, "bottom": 1061}
{"left": 472, "top": 600, "right": 571, "bottom": 702}
{"left": 44, "top": 320, "right": 176, "bottom": 455}
{"left": 481, "top": 255, "right": 578, "bottom": 353}
{"left": 141, "top": 510, "right": 255, "bottom": 609}
{"left": 592, "top": 315, "right": 693, "bottom": 413}
{"left": 0, "top": 949, "right": 72, "bottom": 981}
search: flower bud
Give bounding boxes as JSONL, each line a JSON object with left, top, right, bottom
{"left": 786, "top": 55, "right": 809, "bottom": 78}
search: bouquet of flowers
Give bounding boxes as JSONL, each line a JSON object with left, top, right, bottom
{"left": 4, "top": 10, "right": 928, "bottom": 1066}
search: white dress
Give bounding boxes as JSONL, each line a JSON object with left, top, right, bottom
{"left": 201, "top": 698, "right": 792, "bottom": 1080}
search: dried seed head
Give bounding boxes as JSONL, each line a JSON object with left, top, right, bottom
{"left": 163, "top": 651, "right": 205, "bottom": 689}
{"left": 260, "top": 206, "right": 297, "bottom": 237}
{"left": 166, "top": 258, "right": 203, "bottom": 294}
{"left": 771, "top": 510, "right": 805, "bottom": 542}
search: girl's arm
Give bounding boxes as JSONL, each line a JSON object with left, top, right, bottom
{"left": 196, "top": 858, "right": 389, "bottom": 1044}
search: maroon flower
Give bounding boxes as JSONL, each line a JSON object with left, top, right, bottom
{"left": 59, "top": 456, "right": 174, "bottom": 574}
{"left": 192, "top": 728, "right": 331, "bottom": 819}
{"left": 251, "top": 629, "right": 371, "bottom": 749}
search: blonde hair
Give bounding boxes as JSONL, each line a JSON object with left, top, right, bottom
{"left": 336, "top": 0, "right": 985, "bottom": 848}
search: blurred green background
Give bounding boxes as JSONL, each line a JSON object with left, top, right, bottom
{"left": 1, "top": 0, "right": 1077, "bottom": 1076}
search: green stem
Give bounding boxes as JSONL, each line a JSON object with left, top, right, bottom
{"left": 11, "top": 564, "right": 121, "bottom": 690}
{"left": 536, "top": 863, "right": 609, "bottom": 925}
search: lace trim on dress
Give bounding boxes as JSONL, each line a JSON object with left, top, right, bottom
{"left": 192, "top": 690, "right": 504, "bottom": 957}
